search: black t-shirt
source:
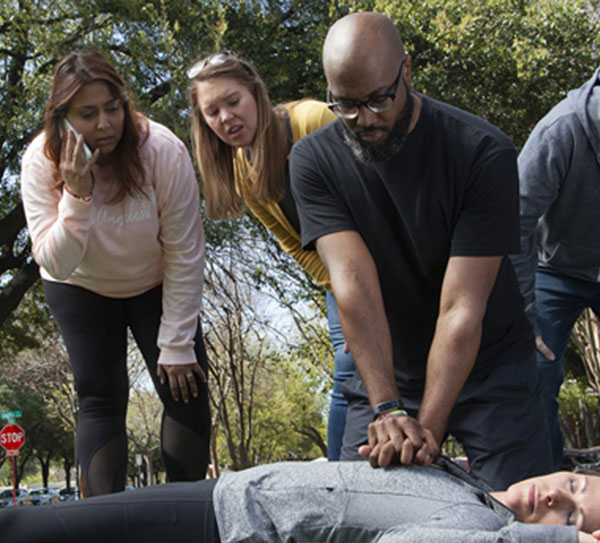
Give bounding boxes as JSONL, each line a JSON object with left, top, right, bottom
{"left": 290, "top": 95, "right": 533, "bottom": 394}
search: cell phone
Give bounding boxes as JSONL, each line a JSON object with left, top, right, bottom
{"left": 62, "top": 118, "right": 93, "bottom": 161}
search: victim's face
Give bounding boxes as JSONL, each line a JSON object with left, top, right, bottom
{"left": 194, "top": 76, "right": 258, "bottom": 148}
{"left": 502, "top": 471, "right": 600, "bottom": 533}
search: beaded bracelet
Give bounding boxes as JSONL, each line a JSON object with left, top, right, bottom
{"left": 378, "top": 408, "right": 408, "bottom": 420}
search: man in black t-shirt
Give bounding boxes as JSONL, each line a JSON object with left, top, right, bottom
{"left": 290, "top": 12, "right": 552, "bottom": 489}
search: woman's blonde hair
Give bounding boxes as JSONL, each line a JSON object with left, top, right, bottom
{"left": 189, "top": 53, "right": 287, "bottom": 219}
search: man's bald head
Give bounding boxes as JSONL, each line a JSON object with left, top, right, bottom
{"left": 323, "top": 12, "right": 405, "bottom": 87}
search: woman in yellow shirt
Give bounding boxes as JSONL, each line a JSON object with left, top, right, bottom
{"left": 188, "top": 52, "right": 355, "bottom": 460}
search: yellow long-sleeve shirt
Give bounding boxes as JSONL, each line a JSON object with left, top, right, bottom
{"left": 235, "top": 100, "right": 336, "bottom": 290}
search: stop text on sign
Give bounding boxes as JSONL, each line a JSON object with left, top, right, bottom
{"left": 1, "top": 431, "right": 23, "bottom": 444}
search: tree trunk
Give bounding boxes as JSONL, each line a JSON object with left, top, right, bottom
{"left": 63, "top": 457, "right": 73, "bottom": 488}
{"left": 39, "top": 455, "right": 51, "bottom": 487}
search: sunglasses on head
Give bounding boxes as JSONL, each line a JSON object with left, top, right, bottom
{"left": 187, "top": 51, "right": 234, "bottom": 79}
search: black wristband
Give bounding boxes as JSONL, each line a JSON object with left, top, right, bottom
{"left": 373, "top": 400, "right": 402, "bottom": 420}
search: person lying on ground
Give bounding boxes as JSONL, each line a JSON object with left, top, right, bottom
{"left": 1, "top": 451, "right": 599, "bottom": 542}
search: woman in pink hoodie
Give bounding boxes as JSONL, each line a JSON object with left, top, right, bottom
{"left": 20, "top": 50, "right": 210, "bottom": 496}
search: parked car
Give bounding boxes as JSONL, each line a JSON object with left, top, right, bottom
{"left": 58, "top": 487, "right": 76, "bottom": 502}
{"left": 0, "top": 488, "right": 33, "bottom": 507}
{"left": 29, "top": 487, "right": 61, "bottom": 506}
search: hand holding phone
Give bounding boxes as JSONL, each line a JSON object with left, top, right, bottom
{"left": 63, "top": 118, "right": 93, "bottom": 162}
{"left": 60, "top": 117, "right": 95, "bottom": 199}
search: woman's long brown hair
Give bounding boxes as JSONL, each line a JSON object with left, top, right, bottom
{"left": 189, "top": 54, "right": 287, "bottom": 220}
{"left": 43, "top": 50, "right": 147, "bottom": 203}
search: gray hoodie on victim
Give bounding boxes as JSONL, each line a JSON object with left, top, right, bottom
{"left": 511, "top": 67, "right": 600, "bottom": 330}
{"left": 213, "top": 460, "right": 576, "bottom": 542}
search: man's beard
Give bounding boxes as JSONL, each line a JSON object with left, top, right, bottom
{"left": 342, "top": 83, "right": 414, "bottom": 165}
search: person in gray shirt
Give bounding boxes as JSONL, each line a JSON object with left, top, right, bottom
{"left": 511, "top": 67, "right": 600, "bottom": 471}
{"left": 1, "top": 453, "right": 598, "bottom": 542}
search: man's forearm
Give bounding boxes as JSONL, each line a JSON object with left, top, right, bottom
{"left": 417, "top": 307, "right": 482, "bottom": 443}
{"left": 509, "top": 227, "right": 539, "bottom": 329}
{"left": 332, "top": 272, "right": 400, "bottom": 407}
{"left": 317, "top": 231, "right": 400, "bottom": 408}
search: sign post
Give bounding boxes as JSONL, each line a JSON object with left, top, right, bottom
{"left": 0, "top": 422, "right": 25, "bottom": 506}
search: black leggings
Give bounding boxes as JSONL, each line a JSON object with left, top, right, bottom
{"left": 0, "top": 478, "right": 220, "bottom": 542}
{"left": 43, "top": 280, "right": 211, "bottom": 496}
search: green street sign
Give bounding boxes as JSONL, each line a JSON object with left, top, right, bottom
{"left": 1, "top": 411, "right": 22, "bottom": 420}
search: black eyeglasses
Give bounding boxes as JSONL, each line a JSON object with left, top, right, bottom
{"left": 327, "top": 57, "right": 407, "bottom": 119}
{"left": 187, "top": 51, "right": 234, "bottom": 79}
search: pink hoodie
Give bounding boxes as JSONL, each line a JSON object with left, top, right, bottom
{"left": 21, "top": 120, "right": 205, "bottom": 365}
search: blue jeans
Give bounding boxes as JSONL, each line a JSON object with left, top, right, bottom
{"left": 326, "top": 291, "right": 357, "bottom": 461}
{"left": 535, "top": 268, "right": 600, "bottom": 470}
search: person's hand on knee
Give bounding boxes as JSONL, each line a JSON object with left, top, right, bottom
{"left": 158, "top": 363, "right": 207, "bottom": 403}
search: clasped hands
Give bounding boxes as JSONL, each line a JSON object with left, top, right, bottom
{"left": 358, "top": 412, "right": 439, "bottom": 468}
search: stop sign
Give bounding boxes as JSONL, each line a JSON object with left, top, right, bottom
{"left": 0, "top": 424, "right": 25, "bottom": 456}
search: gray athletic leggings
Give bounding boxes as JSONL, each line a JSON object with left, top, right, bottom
{"left": 0, "top": 478, "right": 220, "bottom": 542}
{"left": 43, "top": 280, "right": 211, "bottom": 496}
